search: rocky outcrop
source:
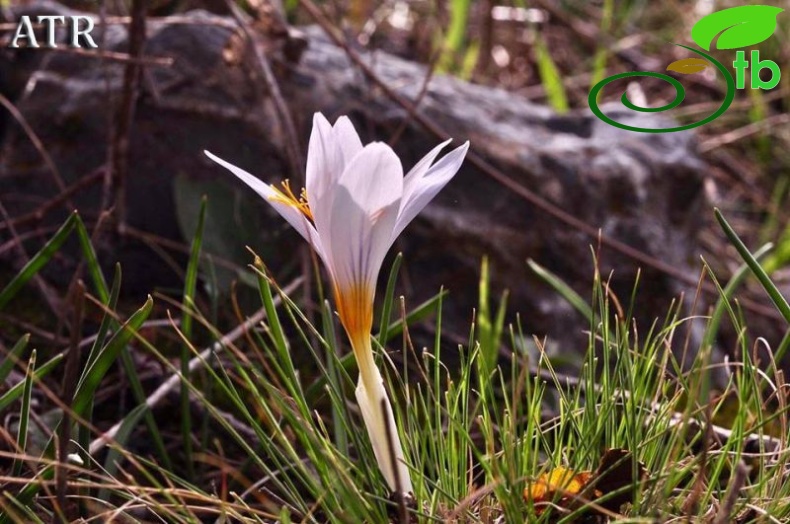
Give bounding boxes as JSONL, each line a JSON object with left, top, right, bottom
{"left": 0, "top": 2, "right": 707, "bottom": 360}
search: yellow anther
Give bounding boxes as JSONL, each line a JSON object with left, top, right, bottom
{"left": 269, "top": 180, "right": 313, "bottom": 221}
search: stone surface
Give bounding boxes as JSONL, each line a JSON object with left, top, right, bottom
{"left": 0, "top": 2, "right": 708, "bottom": 360}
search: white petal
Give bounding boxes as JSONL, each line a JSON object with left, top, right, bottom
{"left": 392, "top": 141, "right": 469, "bottom": 240}
{"left": 327, "top": 143, "right": 403, "bottom": 291}
{"left": 401, "top": 138, "right": 451, "bottom": 202}
{"left": 205, "top": 150, "right": 325, "bottom": 260}
{"left": 306, "top": 114, "right": 365, "bottom": 251}
{"left": 305, "top": 112, "right": 336, "bottom": 211}
{"left": 331, "top": 116, "right": 363, "bottom": 170}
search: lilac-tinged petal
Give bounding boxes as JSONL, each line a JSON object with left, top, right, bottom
{"left": 391, "top": 141, "right": 469, "bottom": 241}
{"left": 331, "top": 116, "right": 364, "bottom": 171}
{"left": 402, "top": 138, "right": 451, "bottom": 202}
{"left": 305, "top": 113, "right": 336, "bottom": 210}
{"left": 205, "top": 150, "right": 326, "bottom": 261}
{"left": 327, "top": 143, "right": 403, "bottom": 293}
{"left": 306, "top": 114, "right": 365, "bottom": 248}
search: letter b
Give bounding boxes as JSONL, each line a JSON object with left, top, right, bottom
{"left": 750, "top": 50, "right": 780, "bottom": 90}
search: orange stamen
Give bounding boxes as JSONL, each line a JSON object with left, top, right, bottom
{"left": 269, "top": 180, "right": 314, "bottom": 221}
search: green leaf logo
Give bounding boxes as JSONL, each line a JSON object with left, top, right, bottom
{"left": 667, "top": 58, "right": 710, "bottom": 74}
{"left": 691, "top": 5, "right": 784, "bottom": 51}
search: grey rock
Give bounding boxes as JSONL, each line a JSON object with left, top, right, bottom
{"left": 0, "top": 2, "right": 707, "bottom": 362}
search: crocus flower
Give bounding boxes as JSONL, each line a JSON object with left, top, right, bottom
{"left": 205, "top": 112, "right": 468, "bottom": 494}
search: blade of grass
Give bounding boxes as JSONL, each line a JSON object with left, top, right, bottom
{"left": 0, "top": 334, "right": 29, "bottom": 384}
{"left": 73, "top": 213, "right": 110, "bottom": 303}
{"left": 0, "top": 212, "right": 110, "bottom": 311}
{"left": 72, "top": 296, "right": 154, "bottom": 417}
{"left": 528, "top": 258, "right": 593, "bottom": 321}
{"left": 438, "top": 0, "right": 471, "bottom": 72}
{"left": 83, "top": 264, "right": 122, "bottom": 371}
{"left": 715, "top": 209, "right": 790, "bottom": 329}
{"left": 3, "top": 297, "right": 154, "bottom": 521}
{"left": 0, "top": 352, "right": 64, "bottom": 412}
{"left": 78, "top": 264, "right": 123, "bottom": 469}
{"left": 701, "top": 243, "right": 773, "bottom": 352}
{"left": 379, "top": 289, "right": 447, "bottom": 344}
{"left": 0, "top": 213, "right": 76, "bottom": 310}
{"left": 590, "top": 0, "right": 613, "bottom": 88}
{"left": 534, "top": 35, "right": 569, "bottom": 114}
{"left": 97, "top": 402, "right": 150, "bottom": 502}
{"left": 377, "top": 253, "right": 403, "bottom": 347}
{"left": 322, "top": 299, "right": 348, "bottom": 455}
{"left": 305, "top": 290, "right": 446, "bottom": 399}
{"left": 477, "top": 257, "right": 508, "bottom": 374}
{"left": 181, "top": 196, "right": 207, "bottom": 481}
{"left": 11, "top": 350, "right": 35, "bottom": 477}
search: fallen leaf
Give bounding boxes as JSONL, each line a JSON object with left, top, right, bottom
{"left": 524, "top": 449, "right": 648, "bottom": 518}
{"left": 525, "top": 467, "right": 596, "bottom": 513}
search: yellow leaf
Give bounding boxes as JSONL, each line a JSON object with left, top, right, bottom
{"left": 524, "top": 467, "right": 592, "bottom": 508}
{"left": 666, "top": 58, "right": 710, "bottom": 74}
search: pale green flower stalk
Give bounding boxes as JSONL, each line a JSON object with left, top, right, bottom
{"left": 205, "top": 113, "right": 469, "bottom": 494}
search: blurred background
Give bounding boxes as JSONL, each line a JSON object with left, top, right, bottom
{"left": 1, "top": 0, "right": 789, "bottom": 372}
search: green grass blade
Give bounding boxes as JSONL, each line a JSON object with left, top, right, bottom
{"left": 71, "top": 296, "right": 154, "bottom": 417}
{"left": 181, "top": 196, "right": 207, "bottom": 480}
{"left": 0, "top": 492, "right": 46, "bottom": 524}
{"left": 701, "top": 243, "right": 773, "bottom": 352}
{"left": 321, "top": 300, "right": 348, "bottom": 456}
{"left": 377, "top": 289, "right": 447, "bottom": 345}
{"left": 83, "top": 264, "right": 122, "bottom": 374}
{"left": 118, "top": 343, "right": 173, "bottom": 471}
{"left": 306, "top": 289, "right": 446, "bottom": 399}
{"left": 255, "top": 259, "right": 293, "bottom": 376}
{"left": 477, "top": 257, "right": 507, "bottom": 374}
{"left": 182, "top": 195, "right": 207, "bottom": 339}
{"left": 378, "top": 253, "right": 403, "bottom": 347}
{"left": 438, "top": 0, "right": 471, "bottom": 71}
{"left": 11, "top": 350, "right": 35, "bottom": 477}
{"left": 0, "top": 213, "right": 76, "bottom": 311}
{"left": 0, "top": 352, "right": 64, "bottom": 412}
{"left": 528, "top": 258, "right": 593, "bottom": 321}
{"left": 98, "top": 403, "right": 149, "bottom": 502}
{"left": 0, "top": 211, "right": 108, "bottom": 310}
{"left": 79, "top": 263, "right": 120, "bottom": 467}
{"left": 715, "top": 209, "right": 790, "bottom": 327}
{"left": 0, "top": 334, "right": 29, "bottom": 384}
{"left": 73, "top": 213, "right": 110, "bottom": 303}
{"left": 590, "top": 0, "right": 613, "bottom": 88}
{"left": 534, "top": 35, "right": 569, "bottom": 113}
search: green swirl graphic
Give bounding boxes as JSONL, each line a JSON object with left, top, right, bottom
{"left": 588, "top": 45, "right": 735, "bottom": 133}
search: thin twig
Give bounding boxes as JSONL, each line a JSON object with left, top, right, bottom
{"left": 699, "top": 113, "right": 790, "bottom": 153}
{"left": 121, "top": 224, "right": 249, "bottom": 274}
{"left": 0, "top": 93, "right": 72, "bottom": 212}
{"left": 225, "top": 0, "right": 304, "bottom": 180}
{"left": 105, "top": 0, "right": 148, "bottom": 226}
{"left": 0, "top": 169, "right": 104, "bottom": 232}
{"left": 50, "top": 46, "right": 173, "bottom": 66}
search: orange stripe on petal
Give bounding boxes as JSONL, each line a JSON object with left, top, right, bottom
{"left": 334, "top": 282, "right": 374, "bottom": 348}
